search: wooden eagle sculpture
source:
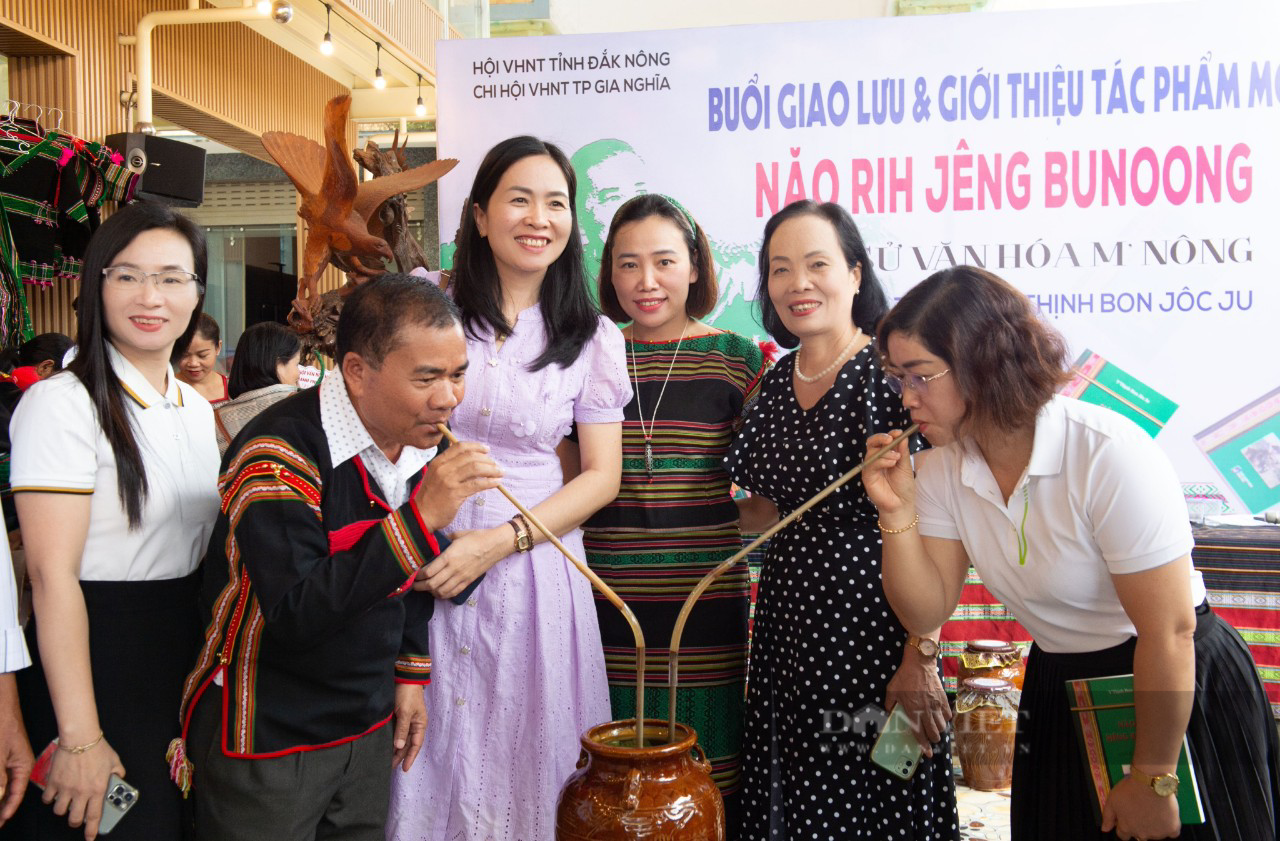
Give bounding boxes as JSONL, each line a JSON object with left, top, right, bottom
{"left": 353, "top": 128, "right": 433, "bottom": 275}
{"left": 260, "top": 94, "right": 457, "bottom": 334}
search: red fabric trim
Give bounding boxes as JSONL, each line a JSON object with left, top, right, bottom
{"left": 222, "top": 462, "right": 321, "bottom": 509}
{"left": 394, "top": 678, "right": 432, "bottom": 686}
{"left": 409, "top": 493, "right": 441, "bottom": 555}
{"left": 626, "top": 331, "right": 723, "bottom": 345}
{"left": 328, "top": 518, "right": 381, "bottom": 554}
{"left": 353, "top": 456, "right": 390, "bottom": 512}
{"left": 390, "top": 571, "right": 417, "bottom": 596}
{"left": 179, "top": 669, "right": 221, "bottom": 746}
{"left": 218, "top": 688, "right": 394, "bottom": 759}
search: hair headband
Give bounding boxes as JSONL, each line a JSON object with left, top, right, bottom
{"left": 659, "top": 194, "right": 698, "bottom": 235}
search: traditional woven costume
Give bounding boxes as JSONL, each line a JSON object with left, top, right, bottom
{"left": 173, "top": 379, "right": 445, "bottom": 839}
{"left": 583, "top": 330, "right": 767, "bottom": 835}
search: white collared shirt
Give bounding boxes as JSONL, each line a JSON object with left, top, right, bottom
{"left": 318, "top": 371, "right": 435, "bottom": 509}
{"left": 9, "top": 344, "right": 220, "bottom": 581}
{"left": 0, "top": 539, "right": 30, "bottom": 673}
{"left": 916, "top": 395, "right": 1203, "bottom": 653}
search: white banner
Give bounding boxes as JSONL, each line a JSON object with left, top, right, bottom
{"left": 436, "top": 1, "right": 1280, "bottom": 512}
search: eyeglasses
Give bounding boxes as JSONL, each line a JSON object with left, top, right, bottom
{"left": 102, "top": 265, "right": 202, "bottom": 293}
{"left": 884, "top": 368, "right": 951, "bottom": 395}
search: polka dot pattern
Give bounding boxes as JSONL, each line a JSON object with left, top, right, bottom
{"left": 726, "top": 346, "right": 960, "bottom": 840}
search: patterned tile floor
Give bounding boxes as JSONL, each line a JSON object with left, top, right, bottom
{"left": 956, "top": 778, "right": 1012, "bottom": 841}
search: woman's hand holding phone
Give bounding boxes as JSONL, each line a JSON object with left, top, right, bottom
{"left": 32, "top": 736, "right": 126, "bottom": 840}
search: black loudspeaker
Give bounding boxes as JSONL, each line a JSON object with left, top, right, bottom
{"left": 104, "top": 133, "right": 207, "bottom": 208}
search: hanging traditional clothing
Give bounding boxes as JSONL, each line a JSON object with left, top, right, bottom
{"left": 0, "top": 120, "right": 138, "bottom": 345}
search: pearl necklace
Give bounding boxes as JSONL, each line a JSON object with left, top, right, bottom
{"left": 794, "top": 327, "right": 862, "bottom": 383}
{"left": 629, "top": 319, "right": 691, "bottom": 481}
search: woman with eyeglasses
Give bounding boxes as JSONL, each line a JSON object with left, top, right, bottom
{"left": 724, "top": 201, "right": 958, "bottom": 840}
{"left": 864, "top": 266, "right": 1280, "bottom": 841}
{"left": 4, "top": 202, "right": 220, "bottom": 840}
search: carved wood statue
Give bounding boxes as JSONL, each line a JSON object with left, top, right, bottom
{"left": 260, "top": 94, "right": 457, "bottom": 337}
{"left": 353, "top": 128, "right": 434, "bottom": 275}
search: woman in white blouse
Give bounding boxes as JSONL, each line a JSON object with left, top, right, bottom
{"left": 6, "top": 202, "right": 220, "bottom": 840}
{"left": 863, "top": 266, "right": 1279, "bottom": 841}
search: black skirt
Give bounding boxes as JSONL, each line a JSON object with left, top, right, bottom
{"left": 2, "top": 572, "right": 202, "bottom": 841}
{"left": 1011, "top": 603, "right": 1280, "bottom": 841}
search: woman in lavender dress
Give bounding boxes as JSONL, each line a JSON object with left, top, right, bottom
{"left": 386, "top": 136, "right": 629, "bottom": 840}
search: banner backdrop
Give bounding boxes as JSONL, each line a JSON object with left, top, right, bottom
{"left": 436, "top": 1, "right": 1280, "bottom": 512}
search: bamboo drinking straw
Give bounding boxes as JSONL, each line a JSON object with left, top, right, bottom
{"left": 435, "top": 424, "right": 650, "bottom": 746}
{"left": 666, "top": 425, "right": 920, "bottom": 742}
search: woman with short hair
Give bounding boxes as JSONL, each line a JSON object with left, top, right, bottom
{"left": 213, "top": 321, "right": 302, "bottom": 455}
{"left": 864, "top": 265, "right": 1280, "bottom": 841}
{"left": 583, "top": 193, "right": 770, "bottom": 836}
{"left": 725, "top": 200, "right": 958, "bottom": 840}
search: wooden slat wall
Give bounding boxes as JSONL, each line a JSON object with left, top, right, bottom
{"left": 0, "top": 0, "right": 355, "bottom": 337}
{"left": 339, "top": 0, "right": 446, "bottom": 79}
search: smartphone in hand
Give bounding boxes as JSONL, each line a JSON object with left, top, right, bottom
{"left": 29, "top": 739, "right": 140, "bottom": 835}
{"left": 870, "top": 704, "right": 925, "bottom": 780}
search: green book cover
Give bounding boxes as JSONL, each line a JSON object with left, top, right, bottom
{"left": 1193, "top": 386, "right": 1280, "bottom": 515}
{"left": 1060, "top": 350, "right": 1178, "bottom": 438}
{"left": 1065, "top": 673, "right": 1204, "bottom": 825}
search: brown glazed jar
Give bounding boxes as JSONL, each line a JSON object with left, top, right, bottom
{"left": 957, "top": 639, "right": 1026, "bottom": 690}
{"left": 954, "top": 677, "right": 1020, "bottom": 791}
{"left": 557, "top": 719, "right": 725, "bottom": 840}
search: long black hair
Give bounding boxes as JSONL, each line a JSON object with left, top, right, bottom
{"left": 227, "top": 321, "right": 300, "bottom": 398}
{"left": 452, "top": 135, "right": 597, "bottom": 371}
{"left": 68, "top": 201, "right": 207, "bottom": 529}
{"left": 18, "top": 332, "right": 74, "bottom": 369}
{"left": 755, "top": 200, "right": 889, "bottom": 349}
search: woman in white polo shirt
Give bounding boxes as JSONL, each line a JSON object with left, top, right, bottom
{"left": 863, "top": 266, "right": 1279, "bottom": 841}
{"left": 5, "top": 202, "right": 220, "bottom": 840}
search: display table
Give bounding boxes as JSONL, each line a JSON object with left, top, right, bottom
{"left": 1191, "top": 524, "right": 1280, "bottom": 718}
{"left": 746, "top": 525, "right": 1280, "bottom": 716}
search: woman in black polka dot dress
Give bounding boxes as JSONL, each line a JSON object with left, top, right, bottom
{"left": 726, "top": 201, "right": 959, "bottom": 840}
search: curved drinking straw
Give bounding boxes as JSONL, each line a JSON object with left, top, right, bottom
{"left": 666, "top": 424, "right": 920, "bottom": 742}
{"left": 436, "top": 424, "right": 649, "bottom": 746}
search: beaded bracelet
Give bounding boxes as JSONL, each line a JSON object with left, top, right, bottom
{"left": 877, "top": 513, "right": 919, "bottom": 534}
{"left": 57, "top": 730, "right": 104, "bottom": 754}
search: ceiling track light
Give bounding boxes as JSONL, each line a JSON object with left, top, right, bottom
{"left": 319, "top": 4, "right": 334, "bottom": 55}
{"left": 318, "top": 6, "right": 428, "bottom": 110}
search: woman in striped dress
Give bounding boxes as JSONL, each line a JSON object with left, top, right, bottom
{"left": 580, "top": 194, "right": 769, "bottom": 837}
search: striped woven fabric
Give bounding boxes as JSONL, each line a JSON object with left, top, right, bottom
{"left": 584, "top": 331, "right": 767, "bottom": 816}
{"left": 748, "top": 550, "right": 1032, "bottom": 693}
{"left": 744, "top": 527, "right": 1280, "bottom": 716}
{"left": 1191, "top": 524, "right": 1280, "bottom": 718}
{"left": 938, "top": 568, "right": 1033, "bottom": 692}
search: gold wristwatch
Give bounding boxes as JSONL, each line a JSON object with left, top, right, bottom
{"left": 1129, "top": 767, "right": 1180, "bottom": 797}
{"left": 907, "top": 635, "right": 939, "bottom": 658}
{"left": 509, "top": 517, "right": 531, "bottom": 553}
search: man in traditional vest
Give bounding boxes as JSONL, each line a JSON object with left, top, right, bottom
{"left": 176, "top": 274, "right": 501, "bottom": 840}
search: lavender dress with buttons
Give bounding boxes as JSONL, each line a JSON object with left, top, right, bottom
{"left": 386, "top": 302, "right": 631, "bottom": 841}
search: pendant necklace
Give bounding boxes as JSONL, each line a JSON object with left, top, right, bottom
{"left": 630, "top": 318, "right": 691, "bottom": 481}
{"left": 795, "top": 327, "right": 862, "bottom": 384}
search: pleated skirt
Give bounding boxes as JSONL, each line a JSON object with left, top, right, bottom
{"left": 2, "top": 572, "right": 202, "bottom": 841}
{"left": 1011, "top": 602, "right": 1280, "bottom": 841}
